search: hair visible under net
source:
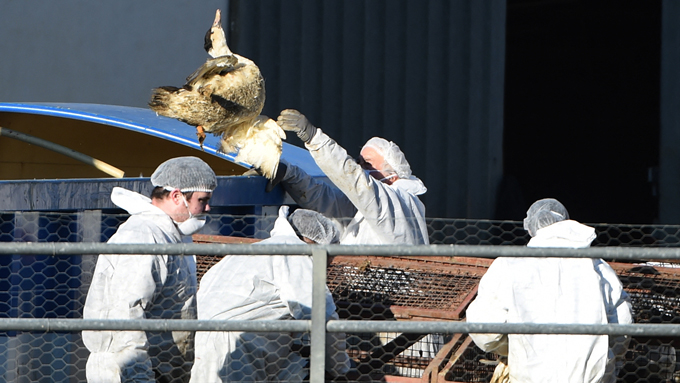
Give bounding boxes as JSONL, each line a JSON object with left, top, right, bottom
{"left": 523, "top": 198, "right": 570, "bottom": 237}
{"left": 150, "top": 156, "right": 217, "bottom": 193}
{"left": 288, "top": 209, "right": 340, "bottom": 245}
{"left": 362, "top": 137, "right": 412, "bottom": 179}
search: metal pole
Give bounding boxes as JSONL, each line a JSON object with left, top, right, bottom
{"left": 0, "top": 318, "right": 310, "bottom": 332}
{"left": 309, "top": 247, "right": 328, "bottom": 383}
{"left": 5, "top": 242, "right": 680, "bottom": 260}
{"left": 326, "top": 321, "right": 680, "bottom": 337}
{"left": 0, "top": 318, "right": 680, "bottom": 337}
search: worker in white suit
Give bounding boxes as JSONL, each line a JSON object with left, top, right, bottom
{"left": 266, "top": 109, "right": 435, "bottom": 366}
{"left": 83, "top": 156, "right": 217, "bottom": 383}
{"left": 189, "top": 206, "right": 351, "bottom": 383}
{"left": 267, "top": 109, "right": 429, "bottom": 245}
{"left": 466, "top": 198, "right": 633, "bottom": 383}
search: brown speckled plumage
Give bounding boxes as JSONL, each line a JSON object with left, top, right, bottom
{"left": 149, "top": 9, "right": 284, "bottom": 179}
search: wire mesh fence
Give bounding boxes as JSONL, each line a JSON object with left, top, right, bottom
{"left": 6, "top": 210, "right": 680, "bottom": 247}
{"left": 2, "top": 211, "right": 680, "bottom": 382}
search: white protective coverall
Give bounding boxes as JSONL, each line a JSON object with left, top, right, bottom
{"left": 466, "top": 220, "right": 633, "bottom": 383}
{"left": 189, "top": 206, "right": 350, "bottom": 383}
{"left": 280, "top": 129, "right": 429, "bottom": 245}
{"left": 83, "top": 187, "right": 197, "bottom": 383}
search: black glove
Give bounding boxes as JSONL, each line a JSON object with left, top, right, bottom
{"left": 265, "top": 162, "right": 287, "bottom": 193}
{"left": 277, "top": 109, "right": 317, "bottom": 144}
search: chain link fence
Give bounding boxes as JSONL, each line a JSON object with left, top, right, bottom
{"left": 2, "top": 211, "right": 680, "bottom": 382}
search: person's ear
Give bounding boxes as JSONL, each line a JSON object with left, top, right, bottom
{"left": 169, "top": 189, "right": 183, "bottom": 205}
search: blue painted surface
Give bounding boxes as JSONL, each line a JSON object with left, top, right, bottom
{"left": 0, "top": 102, "right": 324, "bottom": 177}
{"left": 0, "top": 102, "right": 334, "bottom": 212}
{"left": 0, "top": 177, "right": 286, "bottom": 211}
{"left": 0, "top": 104, "right": 317, "bottom": 330}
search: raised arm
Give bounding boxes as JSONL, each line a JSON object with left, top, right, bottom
{"left": 279, "top": 161, "right": 358, "bottom": 220}
{"left": 277, "top": 109, "right": 408, "bottom": 242}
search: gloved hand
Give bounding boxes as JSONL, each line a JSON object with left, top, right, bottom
{"left": 265, "top": 162, "right": 287, "bottom": 193}
{"left": 277, "top": 109, "right": 317, "bottom": 144}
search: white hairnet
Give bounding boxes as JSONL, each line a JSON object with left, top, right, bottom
{"left": 288, "top": 209, "right": 340, "bottom": 245}
{"left": 362, "top": 137, "right": 412, "bottom": 179}
{"left": 523, "top": 198, "right": 569, "bottom": 237}
{"left": 151, "top": 156, "right": 217, "bottom": 192}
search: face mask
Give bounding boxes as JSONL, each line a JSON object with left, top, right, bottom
{"left": 176, "top": 217, "right": 207, "bottom": 236}
{"left": 174, "top": 195, "right": 207, "bottom": 235}
{"left": 365, "top": 169, "right": 396, "bottom": 183}
{"left": 364, "top": 169, "right": 382, "bottom": 178}
{"left": 182, "top": 196, "right": 194, "bottom": 219}
{"left": 378, "top": 174, "right": 397, "bottom": 183}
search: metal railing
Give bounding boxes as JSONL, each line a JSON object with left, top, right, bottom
{"left": 0, "top": 243, "right": 679, "bottom": 382}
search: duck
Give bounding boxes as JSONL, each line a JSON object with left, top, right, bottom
{"left": 149, "top": 9, "right": 285, "bottom": 179}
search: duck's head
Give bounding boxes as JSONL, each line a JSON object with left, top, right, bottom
{"left": 204, "top": 9, "right": 231, "bottom": 58}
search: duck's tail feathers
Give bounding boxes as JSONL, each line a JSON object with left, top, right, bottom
{"left": 148, "top": 86, "right": 181, "bottom": 111}
{"left": 149, "top": 86, "right": 207, "bottom": 124}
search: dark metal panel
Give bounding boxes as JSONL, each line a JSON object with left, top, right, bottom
{"left": 230, "top": 1, "right": 505, "bottom": 219}
{"left": 486, "top": 2, "right": 507, "bottom": 218}
{"left": 660, "top": 0, "right": 680, "bottom": 224}
{"left": 319, "top": 2, "right": 344, "bottom": 141}
{"left": 445, "top": 2, "right": 472, "bottom": 219}
{"left": 278, "top": 2, "right": 302, "bottom": 111}
{"left": 466, "top": 1, "right": 506, "bottom": 219}
{"left": 300, "top": 1, "right": 323, "bottom": 115}
{"left": 339, "top": 1, "right": 366, "bottom": 146}
{"left": 362, "top": 1, "right": 386, "bottom": 141}
{"left": 424, "top": 0, "right": 451, "bottom": 219}
{"left": 383, "top": 1, "right": 407, "bottom": 143}
{"left": 259, "top": 1, "right": 283, "bottom": 112}
{"left": 402, "top": 1, "right": 429, "bottom": 195}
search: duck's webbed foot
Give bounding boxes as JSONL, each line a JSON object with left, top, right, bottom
{"left": 196, "top": 126, "right": 206, "bottom": 151}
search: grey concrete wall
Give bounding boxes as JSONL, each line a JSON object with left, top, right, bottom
{"left": 0, "top": 1, "right": 228, "bottom": 107}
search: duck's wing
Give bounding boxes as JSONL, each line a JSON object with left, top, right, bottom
{"left": 185, "top": 55, "right": 239, "bottom": 85}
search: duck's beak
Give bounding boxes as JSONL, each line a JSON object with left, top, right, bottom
{"left": 213, "top": 9, "right": 222, "bottom": 27}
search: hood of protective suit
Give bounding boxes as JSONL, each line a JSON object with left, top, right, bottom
{"left": 110, "top": 187, "right": 201, "bottom": 236}
{"left": 256, "top": 206, "right": 306, "bottom": 245}
{"left": 528, "top": 220, "right": 596, "bottom": 249}
{"left": 392, "top": 176, "right": 427, "bottom": 196}
{"left": 111, "top": 187, "right": 166, "bottom": 216}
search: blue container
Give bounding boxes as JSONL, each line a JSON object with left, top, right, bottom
{"left": 0, "top": 103, "right": 327, "bottom": 382}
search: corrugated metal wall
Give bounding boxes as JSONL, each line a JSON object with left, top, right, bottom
{"left": 228, "top": 0, "right": 506, "bottom": 219}
{"left": 661, "top": 0, "right": 680, "bottom": 224}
